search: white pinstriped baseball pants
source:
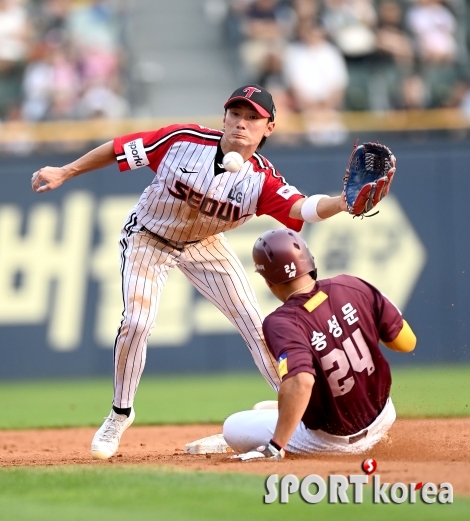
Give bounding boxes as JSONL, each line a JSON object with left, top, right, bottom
{"left": 112, "top": 216, "right": 281, "bottom": 408}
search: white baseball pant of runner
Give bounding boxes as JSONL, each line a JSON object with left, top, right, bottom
{"left": 112, "top": 214, "right": 281, "bottom": 408}
{"left": 223, "top": 397, "right": 396, "bottom": 455}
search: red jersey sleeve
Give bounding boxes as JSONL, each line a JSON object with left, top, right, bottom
{"left": 113, "top": 124, "right": 223, "bottom": 173}
{"left": 256, "top": 168, "right": 305, "bottom": 231}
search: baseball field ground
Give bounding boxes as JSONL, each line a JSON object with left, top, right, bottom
{"left": 0, "top": 365, "right": 469, "bottom": 520}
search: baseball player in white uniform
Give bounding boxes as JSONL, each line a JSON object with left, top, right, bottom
{"left": 31, "top": 84, "right": 348, "bottom": 459}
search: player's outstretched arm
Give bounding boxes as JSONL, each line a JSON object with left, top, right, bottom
{"left": 32, "top": 141, "right": 115, "bottom": 193}
{"left": 289, "top": 193, "right": 348, "bottom": 222}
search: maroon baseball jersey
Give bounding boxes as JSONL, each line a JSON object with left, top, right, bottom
{"left": 113, "top": 124, "right": 305, "bottom": 242}
{"left": 263, "top": 274, "right": 403, "bottom": 436}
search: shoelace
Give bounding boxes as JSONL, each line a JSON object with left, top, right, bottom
{"left": 98, "top": 416, "right": 126, "bottom": 442}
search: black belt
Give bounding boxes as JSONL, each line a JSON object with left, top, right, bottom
{"left": 348, "top": 429, "right": 368, "bottom": 444}
{"left": 140, "top": 226, "right": 200, "bottom": 251}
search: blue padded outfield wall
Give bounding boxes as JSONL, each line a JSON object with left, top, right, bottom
{"left": 0, "top": 137, "right": 469, "bottom": 379}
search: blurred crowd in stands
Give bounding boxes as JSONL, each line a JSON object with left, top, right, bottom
{"left": 227, "top": 0, "right": 470, "bottom": 144}
{"left": 1, "top": 0, "right": 469, "bottom": 148}
{"left": 0, "top": 0, "right": 129, "bottom": 123}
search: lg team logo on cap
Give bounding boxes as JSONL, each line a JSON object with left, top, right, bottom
{"left": 243, "top": 87, "right": 262, "bottom": 99}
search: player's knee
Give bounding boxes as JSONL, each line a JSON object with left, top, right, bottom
{"left": 120, "top": 317, "right": 153, "bottom": 339}
{"left": 223, "top": 410, "right": 277, "bottom": 452}
{"left": 223, "top": 411, "right": 248, "bottom": 452}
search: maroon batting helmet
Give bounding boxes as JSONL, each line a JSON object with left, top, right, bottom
{"left": 253, "top": 229, "right": 317, "bottom": 284}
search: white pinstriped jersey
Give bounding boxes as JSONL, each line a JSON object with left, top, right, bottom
{"left": 114, "top": 124, "right": 305, "bottom": 242}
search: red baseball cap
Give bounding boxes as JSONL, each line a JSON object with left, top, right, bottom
{"left": 224, "top": 84, "right": 276, "bottom": 121}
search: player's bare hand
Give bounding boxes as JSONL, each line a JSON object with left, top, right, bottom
{"left": 31, "top": 166, "right": 69, "bottom": 193}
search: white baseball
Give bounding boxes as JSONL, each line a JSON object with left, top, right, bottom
{"left": 222, "top": 151, "right": 244, "bottom": 172}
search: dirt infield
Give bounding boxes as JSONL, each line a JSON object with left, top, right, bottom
{"left": 1, "top": 419, "right": 469, "bottom": 496}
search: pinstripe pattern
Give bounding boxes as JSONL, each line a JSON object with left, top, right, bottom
{"left": 138, "top": 141, "right": 259, "bottom": 242}
{"left": 109, "top": 125, "right": 307, "bottom": 408}
{"left": 179, "top": 234, "right": 279, "bottom": 390}
{"left": 113, "top": 219, "right": 280, "bottom": 408}
{"left": 115, "top": 125, "right": 302, "bottom": 243}
{"left": 113, "top": 219, "right": 182, "bottom": 407}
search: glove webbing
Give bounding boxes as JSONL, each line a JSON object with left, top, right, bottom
{"left": 364, "top": 152, "right": 391, "bottom": 173}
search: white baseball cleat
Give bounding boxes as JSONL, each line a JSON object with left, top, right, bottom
{"left": 91, "top": 408, "right": 135, "bottom": 460}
